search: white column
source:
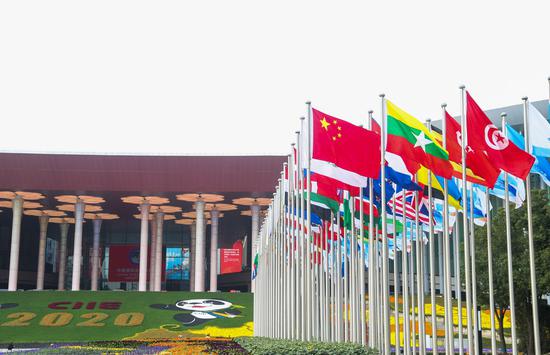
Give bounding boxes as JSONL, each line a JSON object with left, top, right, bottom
{"left": 154, "top": 211, "right": 164, "bottom": 291}
{"left": 210, "top": 209, "right": 219, "bottom": 292}
{"left": 149, "top": 216, "right": 157, "bottom": 291}
{"left": 250, "top": 203, "right": 260, "bottom": 293}
{"left": 36, "top": 214, "right": 49, "bottom": 290}
{"left": 8, "top": 196, "right": 24, "bottom": 291}
{"left": 90, "top": 219, "right": 102, "bottom": 291}
{"left": 138, "top": 202, "right": 150, "bottom": 291}
{"left": 58, "top": 222, "right": 69, "bottom": 290}
{"left": 190, "top": 222, "right": 196, "bottom": 291}
{"left": 194, "top": 199, "right": 206, "bottom": 291}
{"left": 71, "top": 199, "right": 85, "bottom": 291}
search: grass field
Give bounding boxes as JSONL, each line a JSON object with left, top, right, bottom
{"left": 0, "top": 291, "right": 253, "bottom": 343}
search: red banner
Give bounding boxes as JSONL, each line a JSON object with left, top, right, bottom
{"left": 108, "top": 245, "right": 166, "bottom": 282}
{"left": 109, "top": 245, "right": 140, "bottom": 282}
{"left": 219, "top": 248, "right": 242, "bottom": 274}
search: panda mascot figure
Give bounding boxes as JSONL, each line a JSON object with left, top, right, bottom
{"left": 150, "top": 299, "right": 241, "bottom": 326}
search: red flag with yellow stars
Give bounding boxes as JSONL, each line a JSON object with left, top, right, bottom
{"left": 311, "top": 108, "right": 380, "bottom": 187}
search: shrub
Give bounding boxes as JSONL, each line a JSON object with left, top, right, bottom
{"left": 234, "top": 337, "right": 379, "bottom": 355}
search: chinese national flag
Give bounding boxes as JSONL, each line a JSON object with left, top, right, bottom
{"left": 311, "top": 108, "right": 380, "bottom": 187}
{"left": 445, "top": 111, "right": 500, "bottom": 188}
{"left": 466, "top": 92, "right": 535, "bottom": 180}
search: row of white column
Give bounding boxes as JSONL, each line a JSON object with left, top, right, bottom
{"left": 7, "top": 197, "right": 103, "bottom": 291}
{"left": 6, "top": 195, "right": 259, "bottom": 292}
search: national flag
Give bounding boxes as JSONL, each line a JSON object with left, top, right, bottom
{"left": 385, "top": 152, "right": 423, "bottom": 191}
{"left": 311, "top": 108, "right": 381, "bottom": 187}
{"left": 386, "top": 100, "right": 453, "bottom": 179}
{"left": 416, "top": 166, "right": 462, "bottom": 210}
{"left": 506, "top": 124, "right": 550, "bottom": 187}
{"left": 251, "top": 253, "right": 259, "bottom": 280}
{"left": 442, "top": 111, "right": 500, "bottom": 188}
{"left": 309, "top": 172, "right": 359, "bottom": 213}
{"left": 490, "top": 172, "right": 526, "bottom": 208}
{"left": 466, "top": 92, "right": 535, "bottom": 180}
{"left": 527, "top": 103, "right": 550, "bottom": 157}
{"left": 389, "top": 189, "right": 432, "bottom": 224}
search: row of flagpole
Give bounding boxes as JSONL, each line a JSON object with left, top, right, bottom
{"left": 253, "top": 83, "right": 547, "bottom": 354}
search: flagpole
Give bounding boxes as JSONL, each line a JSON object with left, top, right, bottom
{"left": 414, "top": 177, "right": 426, "bottom": 355}
{"left": 350, "top": 195, "right": 357, "bottom": 343}
{"left": 410, "top": 219, "right": 417, "bottom": 355}
{"left": 392, "top": 195, "right": 401, "bottom": 354}
{"left": 485, "top": 185, "right": 497, "bottom": 355}
{"left": 360, "top": 188, "right": 367, "bottom": 346}
{"left": 454, "top": 214, "right": 463, "bottom": 354}
{"left": 401, "top": 197, "right": 410, "bottom": 355}
{"left": 501, "top": 114, "right": 518, "bottom": 355}
{"left": 337, "top": 212, "right": 343, "bottom": 342}
{"left": 329, "top": 210, "right": 338, "bottom": 343}
{"left": 459, "top": 85, "right": 474, "bottom": 354}
{"left": 441, "top": 103, "right": 454, "bottom": 355}
{"left": 325, "top": 217, "right": 331, "bottom": 341}
{"left": 288, "top": 150, "right": 296, "bottom": 340}
{"left": 367, "top": 110, "right": 376, "bottom": 347}
{"left": 426, "top": 119, "right": 437, "bottom": 354}
{"left": 379, "top": 94, "right": 391, "bottom": 354}
{"left": 468, "top": 183, "right": 480, "bottom": 354}
{"left": 522, "top": 97, "right": 541, "bottom": 355}
{"left": 305, "top": 102, "right": 315, "bottom": 342}
{"left": 343, "top": 198, "right": 349, "bottom": 342}
{"left": 296, "top": 129, "right": 306, "bottom": 341}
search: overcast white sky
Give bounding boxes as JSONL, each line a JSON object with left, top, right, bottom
{"left": 0, "top": 1, "right": 548, "bottom": 156}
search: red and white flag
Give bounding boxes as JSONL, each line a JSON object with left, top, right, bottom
{"left": 466, "top": 92, "right": 535, "bottom": 180}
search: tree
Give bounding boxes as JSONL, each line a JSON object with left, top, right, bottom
{"left": 474, "top": 189, "right": 550, "bottom": 354}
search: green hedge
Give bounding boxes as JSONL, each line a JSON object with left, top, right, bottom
{"left": 235, "top": 337, "right": 378, "bottom": 355}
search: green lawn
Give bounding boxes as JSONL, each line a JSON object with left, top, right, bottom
{"left": 0, "top": 291, "right": 253, "bottom": 343}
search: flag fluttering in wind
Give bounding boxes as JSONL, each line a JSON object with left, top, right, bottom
{"left": 466, "top": 92, "right": 535, "bottom": 180}
{"left": 311, "top": 108, "right": 381, "bottom": 187}
{"left": 506, "top": 124, "right": 550, "bottom": 187}
{"left": 386, "top": 100, "right": 454, "bottom": 179}
{"left": 527, "top": 103, "right": 550, "bottom": 157}
{"left": 443, "top": 111, "right": 500, "bottom": 188}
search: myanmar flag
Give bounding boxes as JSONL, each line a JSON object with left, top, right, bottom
{"left": 311, "top": 108, "right": 381, "bottom": 187}
{"left": 386, "top": 100, "right": 453, "bottom": 179}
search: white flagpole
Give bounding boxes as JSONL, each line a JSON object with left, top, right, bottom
{"left": 410, "top": 219, "right": 417, "bottom": 355}
{"left": 441, "top": 103, "right": 454, "bottom": 354}
{"left": 367, "top": 110, "right": 376, "bottom": 347}
{"left": 337, "top": 213, "right": 343, "bottom": 342}
{"left": 486, "top": 185, "right": 497, "bottom": 355}
{"left": 454, "top": 217, "right": 464, "bottom": 354}
{"left": 501, "top": 115, "right": 518, "bottom": 355}
{"left": 379, "top": 93, "right": 391, "bottom": 354}
{"left": 414, "top": 179, "right": 426, "bottom": 355}
{"left": 521, "top": 97, "right": 541, "bottom": 355}
{"left": 360, "top": 189, "right": 367, "bottom": 346}
{"left": 349, "top": 196, "right": 357, "bottom": 342}
{"left": 305, "top": 102, "right": 314, "bottom": 342}
{"left": 459, "top": 85, "right": 474, "bottom": 354}
{"left": 325, "top": 217, "right": 331, "bottom": 342}
{"left": 393, "top": 196, "right": 401, "bottom": 354}
{"left": 343, "top": 199, "right": 349, "bottom": 342}
{"left": 468, "top": 183, "right": 480, "bottom": 354}
{"left": 296, "top": 129, "right": 306, "bottom": 341}
{"left": 288, "top": 152, "right": 297, "bottom": 340}
{"left": 426, "top": 119, "right": 437, "bottom": 354}
{"left": 331, "top": 216, "right": 337, "bottom": 342}
{"left": 402, "top": 202, "right": 410, "bottom": 355}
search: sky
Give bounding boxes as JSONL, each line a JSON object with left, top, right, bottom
{"left": 0, "top": 0, "right": 549, "bottom": 156}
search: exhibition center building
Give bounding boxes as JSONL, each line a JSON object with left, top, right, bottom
{"left": 0, "top": 153, "right": 286, "bottom": 292}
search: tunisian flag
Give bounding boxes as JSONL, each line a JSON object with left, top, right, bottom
{"left": 311, "top": 108, "right": 380, "bottom": 187}
{"left": 466, "top": 92, "right": 535, "bottom": 180}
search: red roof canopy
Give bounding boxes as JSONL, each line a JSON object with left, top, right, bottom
{"left": 0, "top": 153, "right": 286, "bottom": 194}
